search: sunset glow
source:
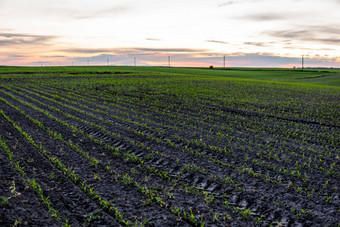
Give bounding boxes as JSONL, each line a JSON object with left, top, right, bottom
{"left": 1, "top": 0, "right": 339, "bottom": 67}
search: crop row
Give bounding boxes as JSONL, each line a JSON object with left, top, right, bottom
{"left": 0, "top": 87, "right": 258, "bottom": 226}
{"left": 0, "top": 86, "right": 338, "bottom": 225}
{"left": 3, "top": 86, "right": 338, "bottom": 198}
{"left": 0, "top": 70, "right": 338, "bottom": 226}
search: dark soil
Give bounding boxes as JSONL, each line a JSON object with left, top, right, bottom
{"left": 0, "top": 74, "right": 339, "bottom": 226}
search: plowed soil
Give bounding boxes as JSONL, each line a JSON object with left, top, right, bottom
{"left": 0, "top": 69, "right": 339, "bottom": 226}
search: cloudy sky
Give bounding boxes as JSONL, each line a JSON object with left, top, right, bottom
{"left": 1, "top": 0, "right": 339, "bottom": 67}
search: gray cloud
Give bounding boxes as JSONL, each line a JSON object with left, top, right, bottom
{"left": 195, "top": 53, "right": 298, "bottom": 66}
{"left": 0, "top": 33, "right": 56, "bottom": 46}
{"left": 131, "top": 47, "right": 208, "bottom": 53}
{"left": 71, "top": 53, "right": 174, "bottom": 66}
{"left": 218, "top": 1, "right": 238, "bottom": 7}
{"left": 145, "top": 38, "right": 161, "bottom": 41}
{"left": 71, "top": 54, "right": 117, "bottom": 62}
{"left": 244, "top": 42, "right": 271, "bottom": 47}
{"left": 8, "top": 54, "right": 27, "bottom": 58}
{"left": 31, "top": 61, "right": 52, "bottom": 64}
{"left": 40, "top": 55, "right": 66, "bottom": 58}
{"left": 197, "top": 52, "right": 339, "bottom": 67}
{"left": 266, "top": 30, "right": 313, "bottom": 39}
{"left": 284, "top": 46, "right": 336, "bottom": 51}
{"left": 65, "top": 51, "right": 339, "bottom": 68}
{"left": 206, "top": 40, "right": 229, "bottom": 44}
{"left": 218, "top": 0, "right": 265, "bottom": 7}
{"left": 15, "top": 50, "right": 338, "bottom": 67}
{"left": 265, "top": 26, "right": 340, "bottom": 45}
{"left": 316, "top": 38, "right": 340, "bottom": 45}
{"left": 59, "top": 48, "right": 110, "bottom": 54}
{"left": 60, "top": 47, "right": 208, "bottom": 55}
{"left": 239, "top": 13, "right": 289, "bottom": 21}
{"left": 309, "top": 25, "right": 340, "bottom": 35}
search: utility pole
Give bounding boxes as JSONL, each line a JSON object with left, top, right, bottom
{"left": 302, "top": 55, "right": 304, "bottom": 69}
{"left": 87, "top": 59, "right": 89, "bottom": 66}
{"left": 223, "top": 55, "right": 226, "bottom": 68}
{"left": 107, "top": 58, "right": 109, "bottom": 66}
{"left": 134, "top": 56, "right": 136, "bottom": 66}
{"left": 168, "top": 56, "right": 171, "bottom": 67}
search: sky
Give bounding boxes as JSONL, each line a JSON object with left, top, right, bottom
{"left": 1, "top": 0, "right": 339, "bottom": 67}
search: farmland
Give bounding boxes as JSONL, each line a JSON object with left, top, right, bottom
{"left": 0, "top": 66, "right": 339, "bottom": 226}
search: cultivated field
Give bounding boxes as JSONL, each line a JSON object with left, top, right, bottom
{"left": 0, "top": 66, "right": 339, "bottom": 226}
